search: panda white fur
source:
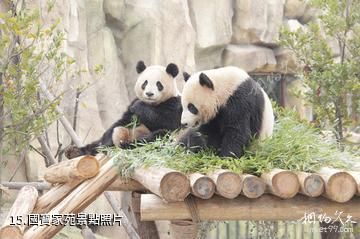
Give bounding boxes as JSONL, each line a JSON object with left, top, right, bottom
{"left": 65, "top": 61, "right": 182, "bottom": 158}
{"left": 180, "top": 66, "right": 274, "bottom": 157}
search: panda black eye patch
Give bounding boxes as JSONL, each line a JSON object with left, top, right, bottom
{"left": 156, "top": 81, "right": 164, "bottom": 91}
{"left": 141, "top": 80, "right": 148, "bottom": 90}
{"left": 188, "top": 103, "right": 198, "bottom": 115}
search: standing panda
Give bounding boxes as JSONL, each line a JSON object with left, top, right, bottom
{"left": 65, "top": 61, "right": 182, "bottom": 158}
{"left": 180, "top": 66, "right": 274, "bottom": 158}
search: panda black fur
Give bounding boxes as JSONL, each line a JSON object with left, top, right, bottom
{"left": 179, "top": 66, "right": 274, "bottom": 158}
{"left": 66, "top": 61, "right": 182, "bottom": 158}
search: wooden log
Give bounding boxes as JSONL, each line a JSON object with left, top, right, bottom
{"left": 24, "top": 158, "right": 118, "bottom": 239}
{"left": 296, "top": 172, "right": 324, "bottom": 197}
{"left": 34, "top": 154, "right": 106, "bottom": 213}
{"left": 108, "top": 177, "right": 146, "bottom": 191}
{"left": 44, "top": 155, "right": 100, "bottom": 184}
{"left": 132, "top": 167, "right": 190, "bottom": 202}
{"left": 140, "top": 194, "right": 360, "bottom": 221}
{"left": 0, "top": 186, "right": 38, "bottom": 239}
{"left": 318, "top": 167, "right": 357, "bottom": 203}
{"left": 189, "top": 173, "right": 215, "bottom": 199}
{"left": 240, "top": 174, "right": 265, "bottom": 199}
{"left": 208, "top": 170, "right": 242, "bottom": 199}
{"left": 261, "top": 169, "right": 299, "bottom": 199}
{"left": 348, "top": 171, "right": 360, "bottom": 196}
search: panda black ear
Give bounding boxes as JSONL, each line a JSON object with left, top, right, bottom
{"left": 136, "top": 61, "right": 146, "bottom": 74}
{"left": 166, "top": 63, "right": 179, "bottom": 78}
{"left": 183, "top": 72, "right": 190, "bottom": 82}
{"left": 199, "top": 73, "right": 214, "bottom": 90}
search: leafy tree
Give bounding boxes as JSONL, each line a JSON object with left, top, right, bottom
{"left": 280, "top": 0, "right": 360, "bottom": 147}
{"left": 0, "top": 2, "right": 73, "bottom": 161}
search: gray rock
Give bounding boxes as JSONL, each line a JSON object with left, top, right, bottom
{"left": 232, "top": 0, "right": 284, "bottom": 46}
{"left": 222, "top": 44, "right": 277, "bottom": 73}
{"left": 189, "top": 0, "right": 233, "bottom": 70}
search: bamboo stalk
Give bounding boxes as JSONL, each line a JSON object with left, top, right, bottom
{"left": 295, "top": 172, "right": 324, "bottom": 197}
{"left": 261, "top": 169, "right": 299, "bottom": 199}
{"left": 132, "top": 167, "right": 190, "bottom": 202}
{"left": 24, "top": 158, "right": 118, "bottom": 239}
{"left": 34, "top": 154, "right": 106, "bottom": 213}
{"left": 317, "top": 167, "right": 357, "bottom": 203}
{"left": 208, "top": 170, "right": 242, "bottom": 199}
{"left": 240, "top": 174, "right": 265, "bottom": 199}
{"left": 140, "top": 194, "right": 360, "bottom": 221}
{"left": 44, "top": 155, "right": 100, "bottom": 184}
{"left": 0, "top": 186, "right": 38, "bottom": 239}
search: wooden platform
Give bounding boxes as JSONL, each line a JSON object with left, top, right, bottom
{"left": 141, "top": 194, "right": 360, "bottom": 221}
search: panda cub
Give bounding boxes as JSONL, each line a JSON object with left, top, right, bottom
{"left": 180, "top": 66, "right": 274, "bottom": 158}
{"left": 65, "top": 61, "right": 182, "bottom": 158}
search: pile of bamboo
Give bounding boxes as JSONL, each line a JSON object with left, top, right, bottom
{"left": 1, "top": 154, "right": 360, "bottom": 239}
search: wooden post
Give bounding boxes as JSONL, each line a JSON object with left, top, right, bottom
{"left": 132, "top": 167, "right": 190, "bottom": 202}
{"left": 240, "top": 174, "right": 265, "bottom": 199}
{"left": 261, "top": 169, "right": 299, "bottom": 199}
{"left": 34, "top": 154, "right": 106, "bottom": 213}
{"left": 318, "top": 167, "right": 357, "bottom": 203}
{"left": 170, "top": 220, "right": 198, "bottom": 239}
{"left": 140, "top": 194, "right": 360, "bottom": 221}
{"left": 132, "top": 192, "right": 159, "bottom": 239}
{"left": 189, "top": 173, "right": 215, "bottom": 199}
{"left": 295, "top": 172, "right": 324, "bottom": 197}
{"left": 24, "top": 158, "right": 118, "bottom": 239}
{"left": 208, "top": 170, "right": 242, "bottom": 199}
{"left": 44, "top": 155, "right": 100, "bottom": 184}
{"left": 0, "top": 186, "right": 38, "bottom": 239}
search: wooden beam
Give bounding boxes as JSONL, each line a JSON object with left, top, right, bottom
{"left": 24, "top": 158, "right": 118, "bottom": 239}
{"left": 132, "top": 167, "right": 190, "bottom": 202}
{"left": 44, "top": 155, "right": 100, "bottom": 184}
{"left": 1, "top": 181, "right": 52, "bottom": 191}
{"left": 240, "top": 174, "right": 265, "bottom": 199}
{"left": 189, "top": 173, "right": 215, "bottom": 199}
{"left": 261, "top": 169, "right": 299, "bottom": 199}
{"left": 295, "top": 172, "right": 324, "bottom": 197}
{"left": 0, "top": 186, "right": 38, "bottom": 239}
{"left": 140, "top": 194, "right": 360, "bottom": 221}
{"left": 208, "top": 170, "right": 242, "bottom": 199}
{"left": 318, "top": 167, "right": 357, "bottom": 203}
{"left": 1, "top": 177, "right": 146, "bottom": 192}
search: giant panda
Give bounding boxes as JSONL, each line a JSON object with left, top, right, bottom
{"left": 179, "top": 66, "right": 274, "bottom": 158}
{"left": 65, "top": 61, "right": 182, "bottom": 158}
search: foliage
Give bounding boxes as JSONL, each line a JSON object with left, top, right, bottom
{"left": 279, "top": 0, "right": 360, "bottom": 144}
{"left": 0, "top": 5, "right": 73, "bottom": 157}
{"left": 108, "top": 107, "right": 352, "bottom": 177}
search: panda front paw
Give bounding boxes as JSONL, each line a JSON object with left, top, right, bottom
{"left": 119, "top": 142, "right": 135, "bottom": 149}
{"left": 64, "top": 145, "right": 82, "bottom": 159}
